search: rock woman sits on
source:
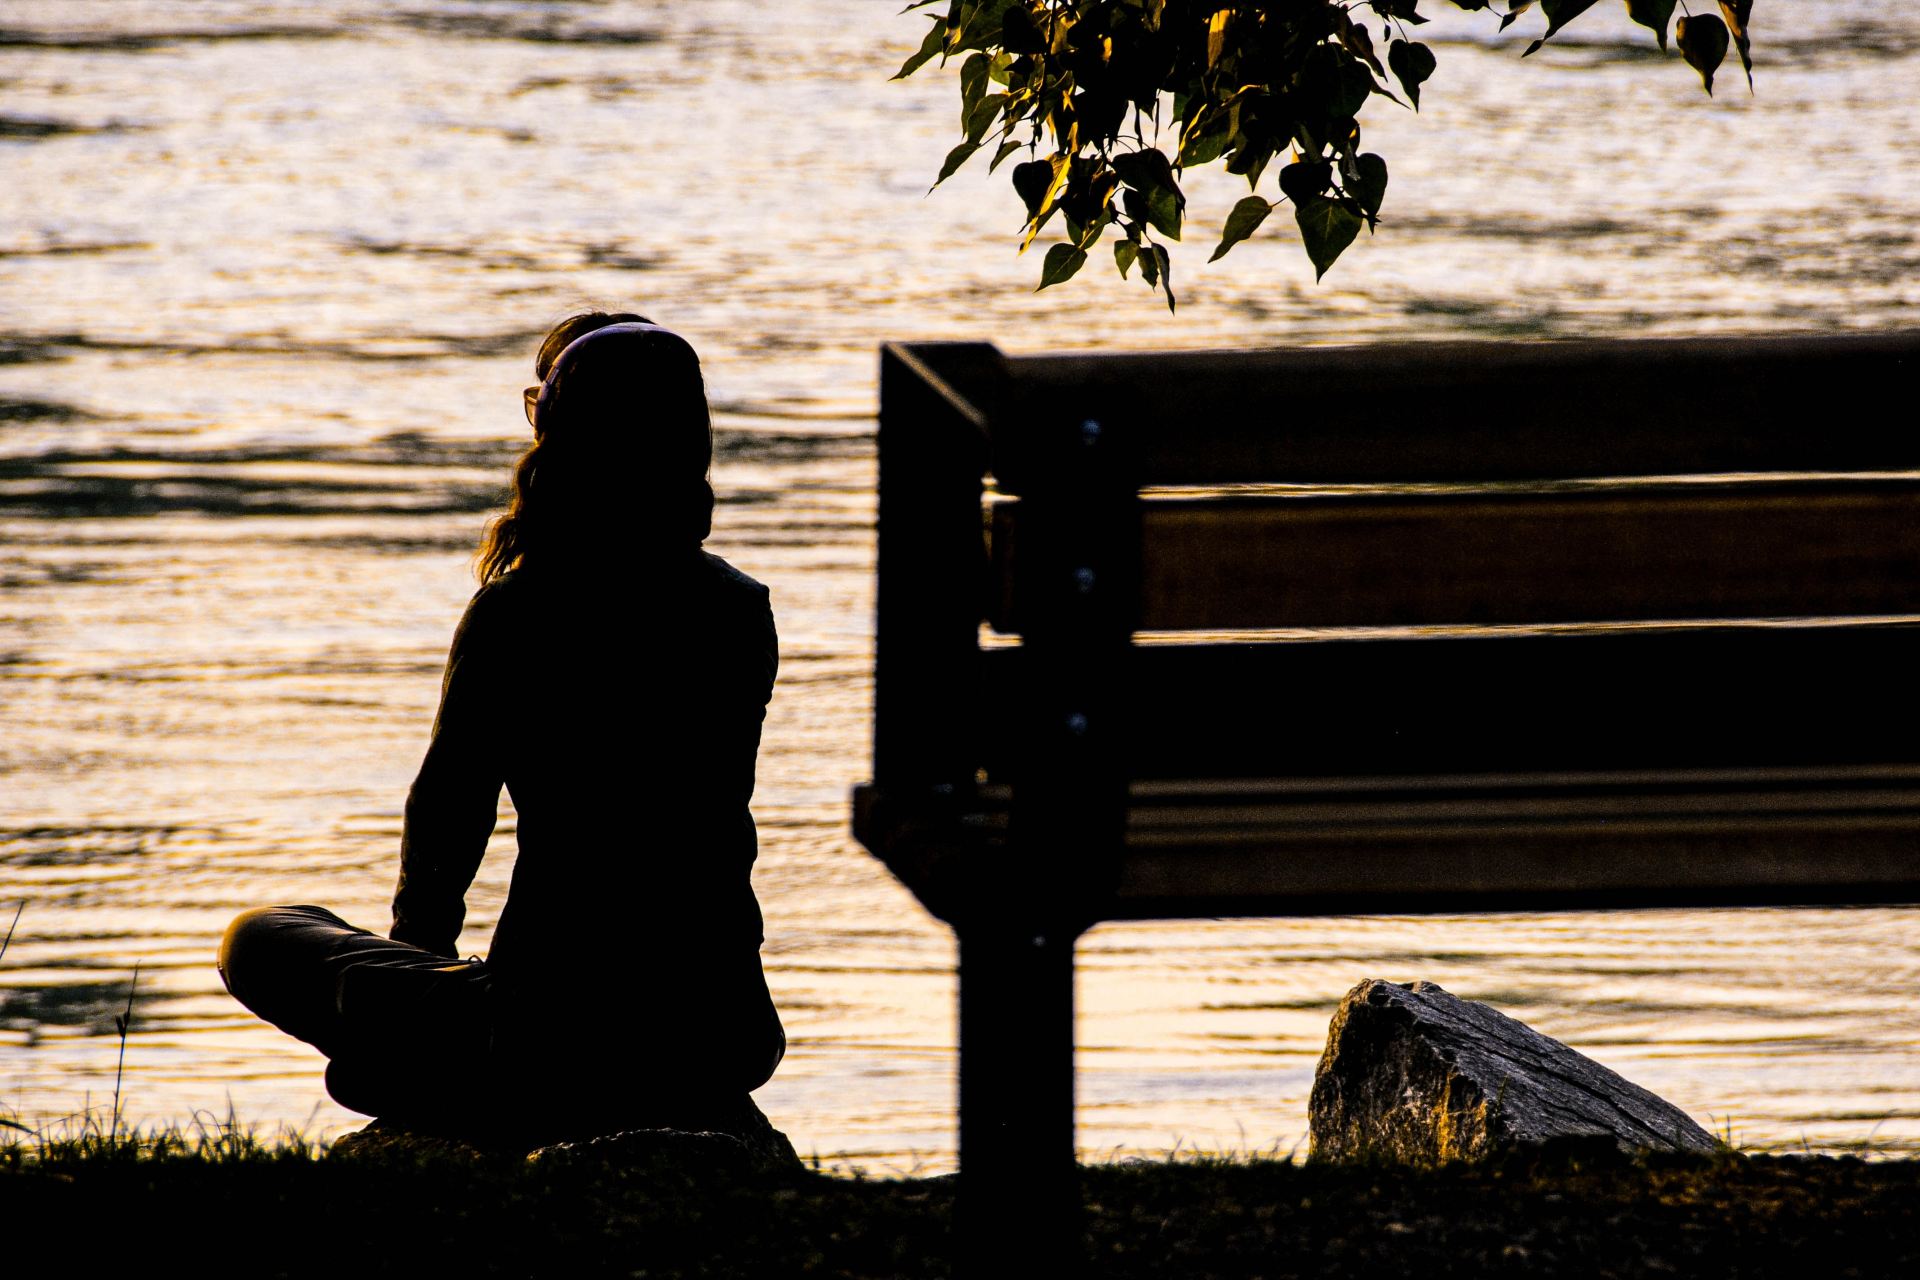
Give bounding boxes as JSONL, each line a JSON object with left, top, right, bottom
{"left": 219, "top": 313, "right": 786, "bottom": 1152}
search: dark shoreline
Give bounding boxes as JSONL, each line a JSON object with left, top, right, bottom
{"left": 5, "top": 1135, "right": 1915, "bottom": 1277}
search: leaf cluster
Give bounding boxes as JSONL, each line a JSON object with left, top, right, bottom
{"left": 899, "top": 1, "right": 1757, "bottom": 304}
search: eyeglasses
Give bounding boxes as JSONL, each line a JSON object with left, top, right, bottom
{"left": 523, "top": 386, "right": 540, "bottom": 428}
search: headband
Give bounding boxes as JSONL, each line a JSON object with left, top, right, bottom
{"left": 531, "top": 322, "right": 700, "bottom": 436}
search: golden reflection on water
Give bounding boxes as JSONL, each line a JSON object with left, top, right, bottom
{"left": 2, "top": 1, "right": 1919, "bottom": 1172}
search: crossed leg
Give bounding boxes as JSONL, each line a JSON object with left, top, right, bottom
{"left": 218, "top": 905, "right": 492, "bottom": 1128}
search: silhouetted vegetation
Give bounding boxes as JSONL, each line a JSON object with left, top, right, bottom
{"left": 2, "top": 1125, "right": 1914, "bottom": 1278}
{"left": 902, "top": 1, "right": 1757, "bottom": 303}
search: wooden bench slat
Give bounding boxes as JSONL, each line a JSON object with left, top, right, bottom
{"left": 991, "top": 482, "right": 1920, "bottom": 632}
{"left": 991, "top": 331, "right": 1920, "bottom": 488}
{"left": 978, "top": 626, "right": 1920, "bottom": 780}
{"left": 855, "top": 769, "right": 1920, "bottom": 922}
{"left": 1123, "top": 785, "right": 1920, "bottom": 836}
{"left": 1110, "top": 782, "right": 1920, "bottom": 917}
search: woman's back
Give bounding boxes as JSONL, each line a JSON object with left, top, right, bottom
{"left": 492, "top": 551, "right": 775, "bottom": 966}
{"left": 394, "top": 549, "right": 784, "bottom": 1094}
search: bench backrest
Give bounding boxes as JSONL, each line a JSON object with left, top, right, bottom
{"left": 868, "top": 333, "right": 1920, "bottom": 924}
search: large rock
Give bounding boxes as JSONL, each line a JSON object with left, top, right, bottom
{"left": 1309, "top": 978, "right": 1720, "bottom": 1163}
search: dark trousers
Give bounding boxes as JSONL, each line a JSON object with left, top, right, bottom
{"left": 218, "top": 905, "right": 496, "bottom": 1130}
{"left": 218, "top": 905, "right": 782, "bottom": 1145}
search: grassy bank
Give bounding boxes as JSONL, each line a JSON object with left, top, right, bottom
{"left": 4, "top": 1128, "right": 1915, "bottom": 1278}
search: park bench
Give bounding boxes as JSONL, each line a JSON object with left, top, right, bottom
{"left": 850, "top": 330, "right": 1920, "bottom": 1254}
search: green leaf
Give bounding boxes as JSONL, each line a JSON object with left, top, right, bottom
{"left": 1278, "top": 160, "right": 1333, "bottom": 206}
{"left": 933, "top": 140, "right": 983, "bottom": 188}
{"left": 1523, "top": 0, "right": 1599, "bottom": 56}
{"left": 1115, "top": 239, "right": 1138, "bottom": 280}
{"left": 1225, "top": 138, "right": 1277, "bottom": 190}
{"left": 1625, "top": 0, "right": 1676, "bottom": 52}
{"left": 944, "top": 1, "right": 1023, "bottom": 54}
{"left": 998, "top": 3, "right": 1047, "bottom": 55}
{"left": 1342, "top": 21, "right": 1386, "bottom": 76}
{"left": 989, "top": 138, "right": 1025, "bottom": 173}
{"left": 1041, "top": 152, "right": 1072, "bottom": 211}
{"left": 1330, "top": 55, "right": 1375, "bottom": 120}
{"left": 1112, "top": 148, "right": 1177, "bottom": 198}
{"left": 1305, "top": 45, "right": 1382, "bottom": 121}
{"left": 1012, "top": 158, "right": 1055, "bottom": 217}
{"left": 1145, "top": 185, "right": 1182, "bottom": 240}
{"left": 1060, "top": 157, "right": 1119, "bottom": 229}
{"left": 1295, "top": 196, "right": 1364, "bottom": 281}
{"left": 1014, "top": 153, "right": 1072, "bottom": 248}
{"left": 1372, "top": 1, "right": 1432, "bottom": 20}
{"left": 1133, "top": 241, "right": 1176, "bottom": 311}
{"left": 1676, "top": 13, "right": 1729, "bottom": 95}
{"left": 1206, "top": 6, "right": 1231, "bottom": 68}
{"left": 893, "top": 19, "right": 946, "bottom": 80}
{"left": 1114, "top": 148, "right": 1183, "bottom": 238}
{"left": 1388, "top": 40, "right": 1437, "bottom": 110}
{"left": 1177, "top": 113, "right": 1234, "bottom": 167}
{"left": 1718, "top": 0, "right": 1753, "bottom": 90}
{"left": 1348, "top": 153, "right": 1388, "bottom": 223}
{"left": 1153, "top": 245, "right": 1175, "bottom": 312}
{"left": 960, "top": 51, "right": 990, "bottom": 121}
{"left": 941, "top": 1, "right": 974, "bottom": 54}
{"left": 1210, "top": 196, "right": 1274, "bottom": 262}
{"left": 1499, "top": 1, "right": 1536, "bottom": 31}
{"left": 965, "top": 91, "right": 1006, "bottom": 143}
{"left": 1717, "top": 0, "right": 1752, "bottom": 41}
{"left": 1036, "top": 242, "right": 1088, "bottom": 291}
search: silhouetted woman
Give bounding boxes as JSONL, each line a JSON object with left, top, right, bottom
{"left": 218, "top": 313, "right": 784, "bottom": 1146}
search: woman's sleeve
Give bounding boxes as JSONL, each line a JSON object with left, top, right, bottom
{"left": 736, "top": 582, "right": 777, "bottom": 805}
{"left": 753, "top": 582, "right": 778, "bottom": 722}
{"left": 389, "top": 589, "right": 505, "bottom": 957}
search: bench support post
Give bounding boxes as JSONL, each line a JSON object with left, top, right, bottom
{"left": 956, "top": 923, "right": 1081, "bottom": 1272}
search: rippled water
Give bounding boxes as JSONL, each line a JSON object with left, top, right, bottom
{"left": 3, "top": 1, "right": 1919, "bottom": 1172}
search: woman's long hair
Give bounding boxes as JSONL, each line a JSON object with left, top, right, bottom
{"left": 476, "top": 311, "right": 715, "bottom": 582}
